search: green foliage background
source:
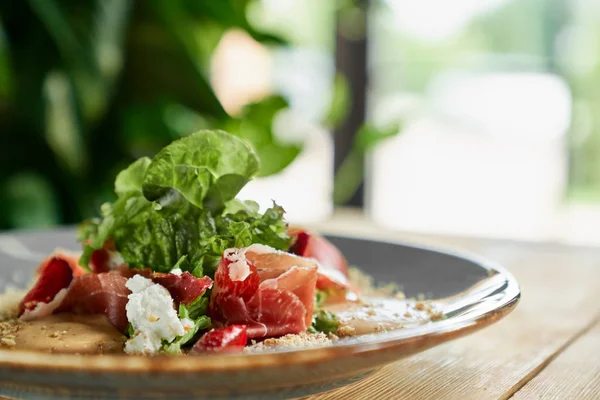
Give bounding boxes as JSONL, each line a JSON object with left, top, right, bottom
{"left": 0, "top": 0, "right": 305, "bottom": 230}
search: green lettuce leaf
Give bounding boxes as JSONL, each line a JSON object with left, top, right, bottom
{"left": 309, "top": 310, "right": 340, "bottom": 334}
{"left": 77, "top": 130, "right": 290, "bottom": 278}
{"left": 162, "top": 315, "right": 210, "bottom": 355}
{"left": 142, "top": 130, "right": 259, "bottom": 212}
{"left": 178, "top": 294, "right": 209, "bottom": 321}
{"left": 78, "top": 191, "right": 153, "bottom": 269}
{"left": 114, "top": 206, "right": 202, "bottom": 272}
{"left": 163, "top": 293, "right": 211, "bottom": 354}
{"left": 191, "top": 203, "right": 291, "bottom": 276}
{"left": 314, "top": 289, "right": 329, "bottom": 309}
{"left": 114, "top": 157, "right": 151, "bottom": 196}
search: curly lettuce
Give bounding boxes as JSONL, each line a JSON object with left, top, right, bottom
{"left": 78, "top": 130, "right": 291, "bottom": 278}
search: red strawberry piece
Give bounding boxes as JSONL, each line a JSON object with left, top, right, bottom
{"left": 89, "top": 249, "right": 110, "bottom": 273}
{"left": 288, "top": 228, "right": 349, "bottom": 290}
{"left": 37, "top": 250, "right": 88, "bottom": 278}
{"left": 192, "top": 325, "right": 248, "bottom": 354}
{"left": 89, "top": 240, "right": 126, "bottom": 273}
{"left": 19, "top": 258, "right": 74, "bottom": 315}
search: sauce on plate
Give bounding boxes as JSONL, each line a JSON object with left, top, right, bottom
{"left": 11, "top": 313, "right": 125, "bottom": 354}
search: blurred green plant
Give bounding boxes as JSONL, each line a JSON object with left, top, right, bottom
{"left": 333, "top": 122, "right": 401, "bottom": 205}
{"left": 0, "top": 0, "right": 305, "bottom": 229}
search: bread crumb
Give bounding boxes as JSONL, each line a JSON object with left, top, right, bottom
{"left": 244, "top": 332, "right": 335, "bottom": 353}
{"left": 48, "top": 330, "right": 68, "bottom": 338}
{"left": 336, "top": 325, "right": 356, "bottom": 338}
{"left": 1, "top": 337, "right": 16, "bottom": 347}
{"left": 430, "top": 311, "right": 444, "bottom": 321}
{"left": 0, "top": 318, "right": 20, "bottom": 348}
{"left": 0, "top": 289, "right": 24, "bottom": 320}
{"left": 348, "top": 267, "right": 404, "bottom": 298}
{"left": 415, "top": 302, "right": 426, "bottom": 311}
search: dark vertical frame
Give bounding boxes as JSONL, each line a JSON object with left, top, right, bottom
{"left": 333, "top": 0, "right": 369, "bottom": 208}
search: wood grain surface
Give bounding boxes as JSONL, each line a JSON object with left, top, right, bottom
{"left": 513, "top": 320, "right": 600, "bottom": 400}
{"left": 304, "top": 210, "right": 600, "bottom": 400}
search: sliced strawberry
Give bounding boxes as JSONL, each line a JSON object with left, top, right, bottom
{"left": 288, "top": 228, "right": 349, "bottom": 290}
{"left": 192, "top": 325, "right": 248, "bottom": 354}
{"left": 19, "top": 258, "right": 74, "bottom": 316}
{"left": 89, "top": 240, "right": 125, "bottom": 273}
{"left": 90, "top": 248, "right": 110, "bottom": 273}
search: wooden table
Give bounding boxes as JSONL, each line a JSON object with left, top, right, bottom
{"left": 303, "top": 210, "right": 600, "bottom": 400}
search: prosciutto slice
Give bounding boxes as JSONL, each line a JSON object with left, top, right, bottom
{"left": 19, "top": 266, "right": 130, "bottom": 332}
{"left": 19, "top": 257, "right": 74, "bottom": 317}
{"left": 119, "top": 268, "right": 213, "bottom": 306}
{"left": 19, "top": 248, "right": 212, "bottom": 333}
{"left": 288, "top": 229, "right": 349, "bottom": 290}
{"left": 55, "top": 273, "right": 130, "bottom": 332}
{"left": 210, "top": 244, "right": 318, "bottom": 338}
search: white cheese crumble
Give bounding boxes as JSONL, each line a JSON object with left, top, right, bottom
{"left": 245, "top": 243, "right": 275, "bottom": 254}
{"left": 170, "top": 268, "right": 183, "bottom": 276}
{"left": 124, "top": 275, "right": 188, "bottom": 355}
{"left": 224, "top": 248, "right": 251, "bottom": 281}
{"left": 107, "top": 251, "right": 125, "bottom": 270}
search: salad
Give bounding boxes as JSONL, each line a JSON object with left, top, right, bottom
{"left": 0, "top": 130, "right": 441, "bottom": 355}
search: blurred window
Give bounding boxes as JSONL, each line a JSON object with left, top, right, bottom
{"left": 366, "top": 0, "right": 600, "bottom": 244}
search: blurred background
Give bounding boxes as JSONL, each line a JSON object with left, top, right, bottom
{"left": 1, "top": 0, "right": 600, "bottom": 245}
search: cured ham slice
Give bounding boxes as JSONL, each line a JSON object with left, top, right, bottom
{"left": 288, "top": 228, "right": 349, "bottom": 290}
{"left": 191, "top": 325, "right": 247, "bottom": 354}
{"left": 20, "top": 262, "right": 130, "bottom": 333}
{"left": 245, "top": 288, "right": 307, "bottom": 337}
{"left": 120, "top": 268, "right": 213, "bottom": 305}
{"left": 55, "top": 273, "right": 130, "bottom": 332}
{"left": 210, "top": 245, "right": 318, "bottom": 338}
{"left": 151, "top": 272, "right": 213, "bottom": 305}
{"left": 19, "top": 258, "right": 74, "bottom": 317}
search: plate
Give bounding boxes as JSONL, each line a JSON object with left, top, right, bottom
{"left": 0, "top": 228, "right": 520, "bottom": 400}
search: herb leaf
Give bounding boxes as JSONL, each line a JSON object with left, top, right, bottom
{"left": 77, "top": 130, "right": 290, "bottom": 278}
{"left": 163, "top": 315, "right": 211, "bottom": 355}
{"left": 315, "top": 289, "right": 329, "bottom": 309}
{"left": 179, "top": 294, "right": 209, "bottom": 321}
{"left": 309, "top": 290, "right": 339, "bottom": 334}
{"left": 114, "top": 157, "right": 151, "bottom": 196}
{"left": 142, "top": 130, "right": 259, "bottom": 212}
{"left": 311, "top": 310, "right": 340, "bottom": 334}
{"left": 164, "top": 292, "right": 212, "bottom": 354}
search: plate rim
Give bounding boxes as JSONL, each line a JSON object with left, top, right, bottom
{"left": 0, "top": 230, "right": 520, "bottom": 375}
